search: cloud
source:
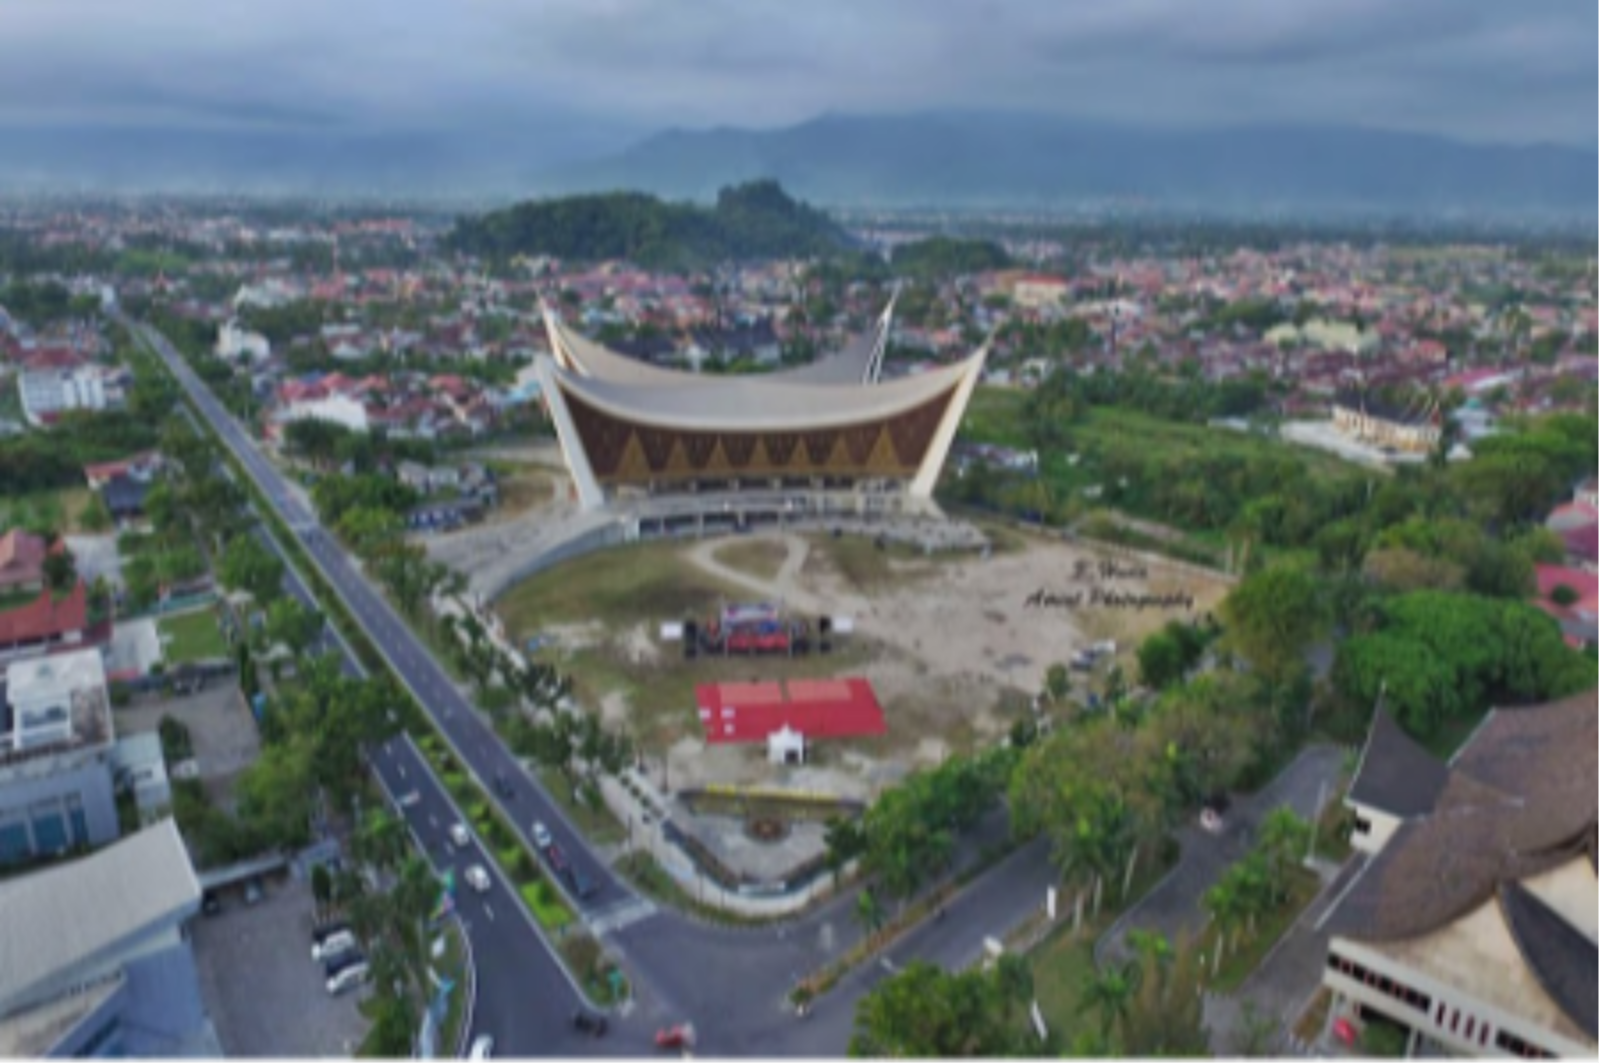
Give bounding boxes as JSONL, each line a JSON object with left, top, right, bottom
{"left": 0, "top": 0, "right": 1591, "bottom": 146}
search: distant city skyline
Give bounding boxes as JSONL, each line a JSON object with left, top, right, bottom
{"left": 3, "top": 0, "right": 1595, "bottom": 149}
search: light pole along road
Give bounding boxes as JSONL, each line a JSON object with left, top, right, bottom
{"left": 126, "top": 311, "right": 1062, "bottom": 1058}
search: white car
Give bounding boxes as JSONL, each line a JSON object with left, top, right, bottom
{"left": 327, "top": 962, "right": 369, "bottom": 996}
{"left": 398, "top": 791, "right": 421, "bottom": 809}
{"left": 464, "top": 865, "right": 491, "bottom": 893}
{"left": 531, "top": 821, "right": 552, "bottom": 850}
{"left": 312, "top": 931, "right": 357, "bottom": 962}
{"left": 449, "top": 822, "right": 471, "bottom": 848}
{"left": 469, "top": 1035, "right": 494, "bottom": 1059}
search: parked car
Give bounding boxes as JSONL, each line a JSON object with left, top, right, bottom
{"left": 201, "top": 891, "right": 222, "bottom": 916}
{"left": 531, "top": 821, "right": 552, "bottom": 850}
{"left": 571, "top": 1011, "right": 608, "bottom": 1037}
{"left": 311, "top": 921, "right": 350, "bottom": 946}
{"left": 566, "top": 865, "right": 597, "bottom": 900}
{"left": 449, "top": 822, "right": 471, "bottom": 848}
{"left": 312, "top": 931, "right": 358, "bottom": 963}
{"left": 326, "top": 962, "right": 369, "bottom": 996}
{"left": 469, "top": 1035, "right": 494, "bottom": 1059}
{"left": 545, "top": 844, "right": 569, "bottom": 875}
{"left": 324, "top": 950, "right": 367, "bottom": 979}
{"left": 243, "top": 878, "right": 263, "bottom": 905}
{"left": 464, "top": 865, "right": 491, "bottom": 893}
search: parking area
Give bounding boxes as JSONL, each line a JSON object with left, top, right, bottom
{"left": 190, "top": 873, "right": 370, "bottom": 1057}
{"left": 115, "top": 683, "right": 262, "bottom": 804}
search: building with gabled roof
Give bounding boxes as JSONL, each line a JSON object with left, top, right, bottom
{"left": 537, "top": 298, "right": 988, "bottom": 511}
{"left": 1318, "top": 692, "right": 1597, "bottom": 1058}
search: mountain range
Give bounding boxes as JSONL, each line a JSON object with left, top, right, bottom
{"left": 0, "top": 111, "right": 1593, "bottom": 220}
{"left": 536, "top": 112, "right": 1598, "bottom": 219}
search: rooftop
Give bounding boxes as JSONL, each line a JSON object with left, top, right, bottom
{"left": 1325, "top": 691, "right": 1598, "bottom": 1039}
{"left": 1346, "top": 705, "right": 1451, "bottom": 818}
{"left": 0, "top": 818, "right": 200, "bottom": 1018}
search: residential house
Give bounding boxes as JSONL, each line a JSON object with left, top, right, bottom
{"left": 0, "top": 583, "right": 87, "bottom": 659}
{"left": 83, "top": 452, "right": 163, "bottom": 491}
{"left": 0, "top": 531, "right": 48, "bottom": 596}
{"left": 215, "top": 319, "right": 271, "bottom": 362}
{"left": 1323, "top": 694, "right": 1595, "bottom": 1059}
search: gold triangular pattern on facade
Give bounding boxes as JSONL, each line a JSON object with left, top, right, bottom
{"left": 611, "top": 432, "right": 651, "bottom": 482}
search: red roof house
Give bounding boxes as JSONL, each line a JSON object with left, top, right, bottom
{"left": 0, "top": 581, "right": 86, "bottom": 651}
{"left": 0, "top": 530, "right": 48, "bottom": 594}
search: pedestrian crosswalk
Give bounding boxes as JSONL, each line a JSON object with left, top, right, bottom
{"left": 586, "top": 896, "right": 658, "bottom": 936}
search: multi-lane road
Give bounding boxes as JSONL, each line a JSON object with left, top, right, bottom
{"left": 126, "top": 311, "right": 1060, "bottom": 1057}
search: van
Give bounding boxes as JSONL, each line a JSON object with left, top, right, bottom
{"left": 326, "top": 963, "right": 369, "bottom": 996}
{"left": 312, "top": 931, "right": 357, "bottom": 962}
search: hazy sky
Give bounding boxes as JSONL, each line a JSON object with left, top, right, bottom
{"left": 2, "top": 0, "right": 1594, "bottom": 146}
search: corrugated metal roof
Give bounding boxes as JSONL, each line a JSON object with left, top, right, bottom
{"left": 0, "top": 818, "right": 200, "bottom": 1016}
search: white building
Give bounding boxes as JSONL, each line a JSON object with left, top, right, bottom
{"left": 1320, "top": 695, "right": 1596, "bottom": 1059}
{"left": 5, "top": 649, "right": 110, "bottom": 755}
{"left": 0, "top": 648, "right": 118, "bottom": 866}
{"left": 277, "top": 392, "right": 369, "bottom": 434}
{"left": 215, "top": 319, "right": 271, "bottom": 362}
{"left": 232, "top": 279, "right": 297, "bottom": 310}
{"left": 17, "top": 366, "right": 110, "bottom": 427}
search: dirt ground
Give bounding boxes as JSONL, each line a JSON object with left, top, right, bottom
{"left": 497, "top": 527, "right": 1230, "bottom": 800}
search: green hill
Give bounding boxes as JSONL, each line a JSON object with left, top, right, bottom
{"left": 446, "top": 180, "right": 850, "bottom": 270}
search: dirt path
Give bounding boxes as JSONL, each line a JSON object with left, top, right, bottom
{"left": 684, "top": 534, "right": 829, "bottom": 613}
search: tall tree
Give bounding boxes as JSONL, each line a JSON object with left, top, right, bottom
{"left": 1219, "top": 562, "right": 1327, "bottom": 683}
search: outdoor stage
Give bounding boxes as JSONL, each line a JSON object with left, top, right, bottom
{"left": 695, "top": 678, "right": 886, "bottom": 745}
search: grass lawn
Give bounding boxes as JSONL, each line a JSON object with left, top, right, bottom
{"left": 1197, "top": 866, "right": 1323, "bottom": 992}
{"left": 497, "top": 540, "right": 750, "bottom": 631}
{"left": 158, "top": 609, "right": 230, "bottom": 664}
{"left": 711, "top": 538, "right": 789, "bottom": 582}
{"left": 959, "top": 391, "right": 1365, "bottom": 543}
{"left": 799, "top": 532, "right": 953, "bottom": 592}
{"left": 0, "top": 486, "right": 97, "bottom": 535}
{"left": 1028, "top": 850, "right": 1178, "bottom": 1045}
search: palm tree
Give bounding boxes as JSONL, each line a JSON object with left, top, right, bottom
{"left": 856, "top": 888, "right": 886, "bottom": 942}
{"left": 1079, "top": 959, "right": 1140, "bottom": 1040}
{"left": 1256, "top": 807, "right": 1311, "bottom": 901}
{"left": 354, "top": 810, "right": 407, "bottom": 872}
